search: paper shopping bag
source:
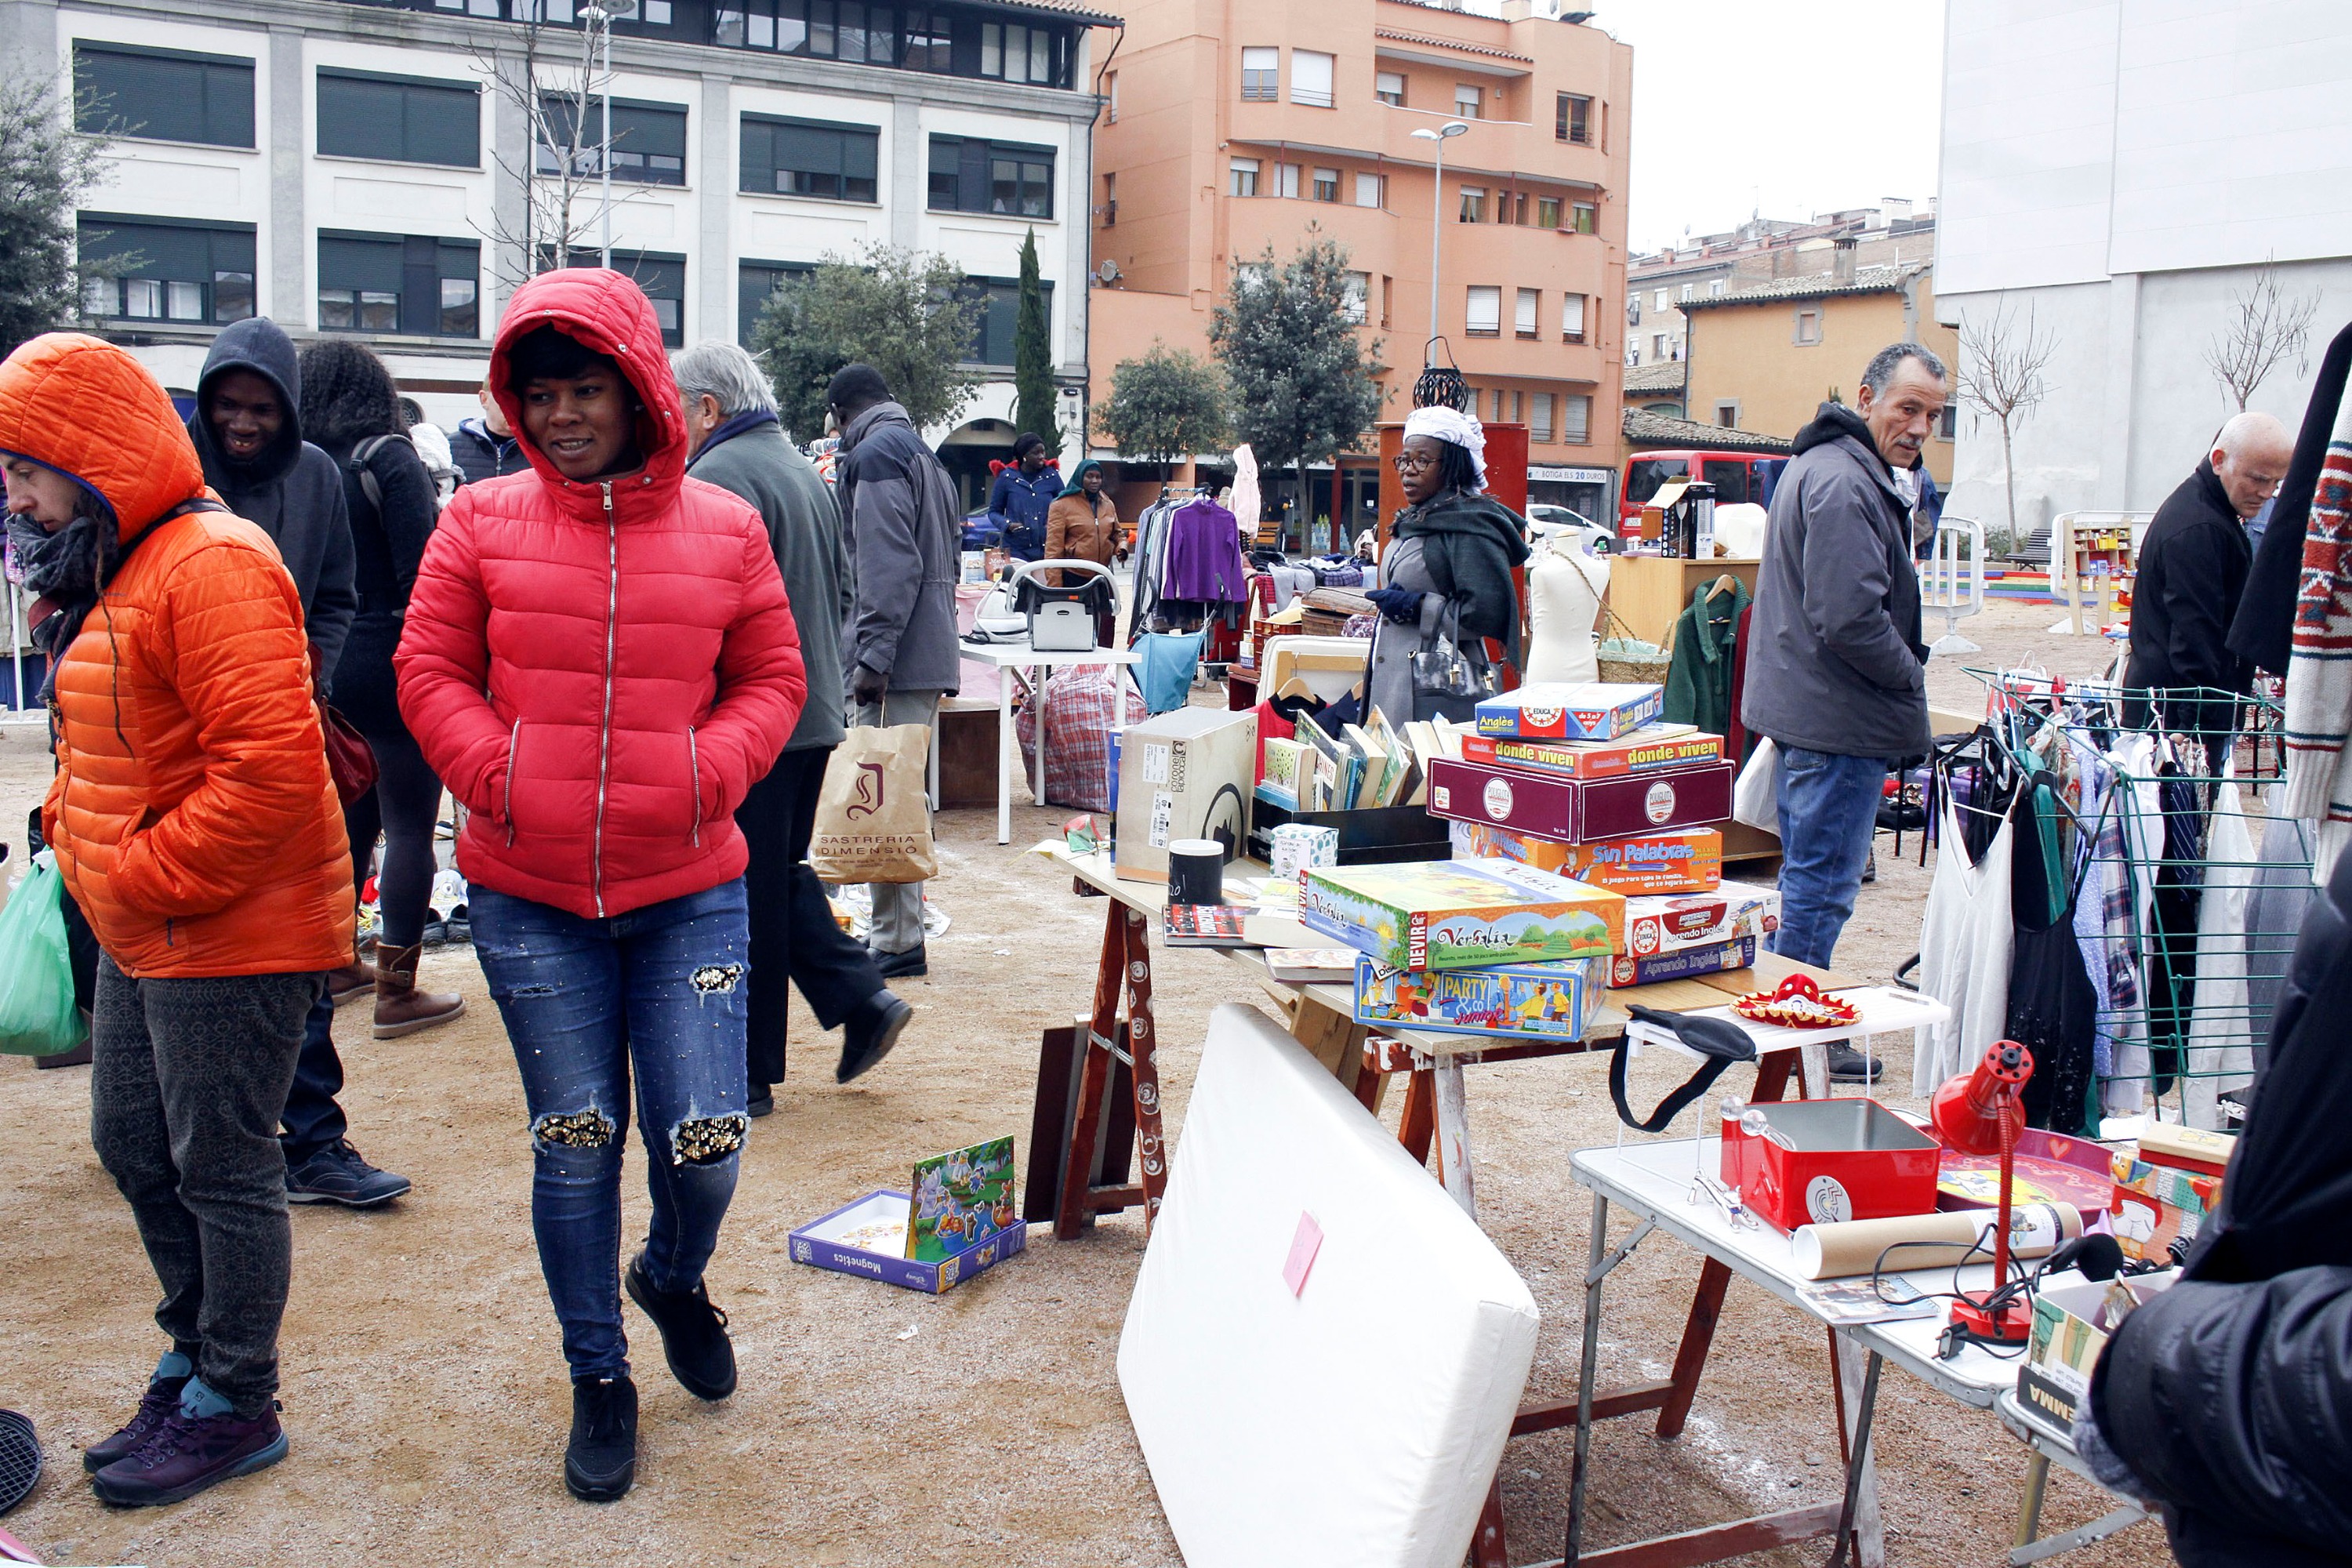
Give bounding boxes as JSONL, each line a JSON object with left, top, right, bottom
{"left": 809, "top": 724, "right": 938, "bottom": 885}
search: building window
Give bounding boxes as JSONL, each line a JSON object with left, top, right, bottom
{"left": 1561, "top": 292, "right": 1586, "bottom": 343}
{"left": 737, "top": 259, "right": 812, "bottom": 347}
{"left": 1291, "top": 49, "right": 1334, "bottom": 108}
{"left": 1490, "top": 388, "right": 1506, "bottom": 423}
{"left": 1626, "top": 295, "right": 1640, "bottom": 325}
{"left": 960, "top": 274, "right": 1053, "bottom": 365}
{"left": 538, "top": 96, "right": 686, "bottom": 185}
{"left": 1515, "top": 288, "right": 1539, "bottom": 339}
{"left": 1570, "top": 201, "right": 1596, "bottom": 234}
{"left": 744, "top": 114, "right": 880, "bottom": 203}
{"left": 1653, "top": 289, "right": 1668, "bottom": 311}
{"left": 1465, "top": 285, "right": 1500, "bottom": 337}
{"left": 1454, "top": 83, "right": 1483, "bottom": 119}
{"left": 73, "top": 42, "right": 254, "bottom": 149}
{"left": 1715, "top": 401, "right": 1740, "bottom": 429}
{"left": 1311, "top": 167, "right": 1339, "bottom": 203}
{"left": 1679, "top": 282, "right": 1694, "bottom": 303}
{"left": 710, "top": 2, "right": 1069, "bottom": 85}
{"left": 1710, "top": 278, "right": 1727, "bottom": 296}
{"left": 1354, "top": 172, "right": 1384, "bottom": 209}
{"left": 1510, "top": 390, "right": 1524, "bottom": 424}
{"left": 1105, "top": 70, "right": 1117, "bottom": 122}
{"left": 1102, "top": 171, "right": 1116, "bottom": 225}
{"left": 1374, "top": 71, "right": 1404, "bottom": 107}
{"left": 1939, "top": 403, "right": 1958, "bottom": 440}
{"left": 1457, "top": 186, "right": 1486, "bottom": 223}
{"left": 1342, "top": 270, "right": 1368, "bottom": 324}
{"left": 1653, "top": 333, "right": 1668, "bottom": 359}
{"left": 550, "top": 249, "right": 684, "bottom": 343}
{"left": 317, "top": 68, "right": 480, "bottom": 168}
{"left": 1228, "top": 158, "right": 1260, "bottom": 197}
{"left": 1794, "top": 307, "right": 1824, "bottom": 345}
{"left": 1276, "top": 162, "right": 1300, "bottom": 199}
{"left": 1561, "top": 394, "right": 1592, "bottom": 445}
{"left": 1235, "top": 261, "right": 1270, "bottom": 292}
{"left": 1240, "top": 46, "right": 1279, "bottom": 101}
{"left": 76, "top": 215, "right": 254, "bottom": 325}
{"left": 1530, "top": 393, "right": 1554, "bottom": 443}
{"left": 318, "top": 232, "right": 481, "bottom": 337}
{"left": 900, "top": 9, "right": 955, "bottom": 71}
{"left": 928, "top": 136, "right": 1054, "bottom": 218}
{"left": 1555, "top": 92, "right": 1592, "bottom": 145}
{"left": 1530, "top": 195, "right": 1558, "bottom": 230}
{"left": 979, "top": 20, "right": 1058, "bottom": 83}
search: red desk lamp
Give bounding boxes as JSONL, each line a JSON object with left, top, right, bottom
{"left": 1929, "top": 1038, "right": 2036, "bottom": 1344}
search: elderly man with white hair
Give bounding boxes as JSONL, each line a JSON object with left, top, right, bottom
{"left": 2123, "top": 410, "right": 2293, "bottom": 763}
{"left": 672, "top": 339, "right": 911, "bottom": 1105}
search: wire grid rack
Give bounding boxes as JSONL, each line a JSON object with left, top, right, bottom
{"left": 1936, "top": 670, "right": 2309, "bottom": 1134}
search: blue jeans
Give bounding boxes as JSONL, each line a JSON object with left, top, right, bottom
{"left": 1768, "top": 746, "right": 1889, "bottom": 971}
{"left": 471, "top": 880, "right": 752, "bottom": 1381}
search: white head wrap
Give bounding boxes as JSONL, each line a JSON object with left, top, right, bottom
{"left": 1402, "top": 405, "right": 1488, "bottom": 490}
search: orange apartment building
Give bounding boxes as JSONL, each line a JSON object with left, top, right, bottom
{"left": 1084, "top": 0, "right": 1632, "bottom": 543}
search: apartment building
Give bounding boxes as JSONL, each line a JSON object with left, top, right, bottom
{"left": 6, "top": 0, "right": 1109, "bottom": 488}
{"left": 1086, "top": 0, "right": 1630, "bottom": 535}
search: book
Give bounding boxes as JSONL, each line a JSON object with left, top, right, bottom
{"left": 1342, "top": 722, "right": 1388, "bottom": 810}
{"left": 1259, "top": 737, "right": 1308, "bottom": 810}
{"left": 1163, "top": 902, "right": 1250, "bottom": 946}
{"left": 1363, "top": 708, "right": 1413, "bottom": 808}
{"left": 1265, "top": 947, "right": 1361, "bottom": 983}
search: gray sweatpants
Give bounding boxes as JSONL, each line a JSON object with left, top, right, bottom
{"left": 855, "top": 689, "right": 942, "bottom": 956}
{"left": 90, "top": 956, "right": 324, "bottom": 1416}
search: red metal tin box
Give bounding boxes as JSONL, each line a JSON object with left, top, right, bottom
{"left": 1425, "top": 757, "right": 1734, "bottom": 844}
{"left": 1720, "top": 1099, "right": 1943, "bottom": 1233}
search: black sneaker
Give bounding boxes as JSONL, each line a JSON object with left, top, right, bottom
{"left": 837, "top": 994, "right": 913, "bottom": 1085}
{"left": 285, "top": 1140, "right": 412, "bottom": 1207}
{"left": 1828, "top": 1044, "right": 1886, "bottom": 1083}
{"left": 83, "top": 1377, "right": 187, "bottom": 1472}
{"left": 746, "top": 1083, "right": 775, "bottom": 1119}
{"left": 872, "top": 942, "right": 927, "bottom": 979}
{"left": 624, "top": 1254, "right": 736, "bottom": 1401}
{"left": 90, "top": 1401, "right": 287, "bottom": 1507}
{"left": 564, "top": 1375, "right": 637, "bottom": 1503}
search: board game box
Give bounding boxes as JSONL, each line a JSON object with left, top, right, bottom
{"left": 1604, "top": 936, "right": 1756, "bottom": 989}
{"left": 789, "top": 1136, "right": 1025, "bottom": 1294}
{"left": 1472, "top": 683, "right": 1664, "bottom": 742}
{"left": 1301, "top": 858, "right": 1624, "bottom": 971}
{"left": 1622, "top": 880, "right": 1780, "bottom": 959}
{"left": 1425, "top": 757, "right": 1734, "bottom": 843}
{"left": 1450, "top": 819, "right": 1722, "bottom": 896}
{"left": 1460, "top": 725, "right": 1722, "bottom": 780}
{"left": 1353, "top": 956, "right": 1596, "bottom": 1042}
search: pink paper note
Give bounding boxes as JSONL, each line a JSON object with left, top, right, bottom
{"left": 1283, "top": 1211, "right": 1324, "bottom": 1296}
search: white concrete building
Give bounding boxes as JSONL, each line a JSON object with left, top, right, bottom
{"left": 1934, "top": 2, "right": 2352, "bottom": 535}
{"left": 1, "top": 0, "right": 1109, "bottom": 498}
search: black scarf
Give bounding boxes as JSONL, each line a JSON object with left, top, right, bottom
{"left": 9, "top": 499, "right": 216, "bottom": 701}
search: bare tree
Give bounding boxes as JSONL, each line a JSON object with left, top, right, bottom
{"left": 2205, "top": 258, "right": 2318, "bottom": 412}
{"left": 470, "top": 9, "right": 640, "bottom": 291}
{"left": 1955, "top": 301, "right": 2057, "bottom": 546}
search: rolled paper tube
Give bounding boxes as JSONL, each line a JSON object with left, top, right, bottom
{"left": 1791, "top": 1202, "right": 2085, "bottom": 1281}
{"left": 1167, "top": 840, "right": 1226, "bottom": 908}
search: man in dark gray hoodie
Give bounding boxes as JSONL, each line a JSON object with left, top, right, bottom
{"left": 1742, "top": 343, "right": 1944, "bottom": 1058}
{"left": 188, "top": 318, "right": 406, "bottom": 1208}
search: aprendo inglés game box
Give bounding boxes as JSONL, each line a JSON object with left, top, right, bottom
{"left": 1604, "top": 936, "right": 1755, "bottom": 989}
{"left": 1301, "top": 858, "right": 1624, "bottom": 972}
{"left": 1450, "top": 819, "right": 1723, "bottom": 896}
{"left": 1352, "top": 956, "right": 1596, "bottom": 1042}
{"left": 1472, "top": 683, "right": 1664, "bottom": 742}
{"left": 1622, "top": 880, "right": 1781, "bottom": 959}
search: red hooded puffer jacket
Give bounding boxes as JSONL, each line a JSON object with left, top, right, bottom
{"left": 395, "top": 269, "right": 805, "bottom": 919}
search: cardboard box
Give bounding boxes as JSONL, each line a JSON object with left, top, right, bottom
{"left": 1353, "top": 956, "right": 1596, "bottom": 1042}
{"left": 789, "top": 1191, "right": 1028, "bottom": 1294}
{"left": 1114, "top": 708, "right": 1259, "bottom": 883}
{"left": 1461, "top": 725, "right": 1723, "bottom": 780}
{"left": 2111, "top": 1149, "right": 2223, "bottom": 1263}
{"left": 1301, "top": 858, "right": 1624, "bottom": 972}
{"left": 1624, "top": 880, "right": 1780, "bottom": 960}
{"left": 1426, "top": 757, "right": 1733, "bottom": 844}
{"left": 2018, "top": 1273, "right": 2178, "bottom": 1432}
{"left": 1606, "top": 936, "right": 1755, "bottom": 989}
{"left": 1450, "top": 820, "right": 1722, "bottom": 896}
{"left": 1267, "top": 822, "right": 1339, "bottom": 884}
{"left": 1473, "top": 683, "right": 1664, "bottom": 742}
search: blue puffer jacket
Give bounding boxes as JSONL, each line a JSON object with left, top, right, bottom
{"left": 988, "top": 464, "right": 1058, "bottom": 561}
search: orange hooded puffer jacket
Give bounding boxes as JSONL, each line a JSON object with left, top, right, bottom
{"left": 0, "top": 334, "right": 354, "bottom": 978}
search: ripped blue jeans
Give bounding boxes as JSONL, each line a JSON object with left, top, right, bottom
{"left": 470, "top": 880, "right": 751, "bottom": 1381}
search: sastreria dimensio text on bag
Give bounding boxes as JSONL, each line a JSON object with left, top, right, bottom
{"left": 809, "top": 724, "right": 940, "bottom": 885}
{"left": 0, "top": 850, "right": 88, "bottom": 1054}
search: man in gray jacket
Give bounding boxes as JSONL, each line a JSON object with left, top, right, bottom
{"left": 827, "top": 364, "right": 963, "bottom": 978}
{"left": 1743, "top": 343, "right": 1944, "bottom": 1057}
{"left": 676, "top": 343, "right": 913, "bottom": 1101}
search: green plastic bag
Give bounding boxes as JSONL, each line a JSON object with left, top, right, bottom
{"left": 0, "top": 851, "right": 86, "bottom": 1056}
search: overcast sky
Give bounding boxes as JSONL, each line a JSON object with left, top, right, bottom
{"left": 1597, "top": 2, "right": 1947, "bottom": 255}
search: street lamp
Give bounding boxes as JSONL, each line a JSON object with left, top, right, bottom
{"left": 1410, "top": 122, "right": 1469, "bottom": 365}
{"left": 579, "top": 1, "right": 636, "bottom": 268}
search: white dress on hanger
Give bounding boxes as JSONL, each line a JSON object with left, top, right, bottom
{"left": 2183, "top": 771, "right": 2257, "bottom": 1130}
{"left": 1914, "top": 797, "right": 2016, "bottom": 1092}
{"left": 1525, "top": 539, "right": 1606, "bottom": 684}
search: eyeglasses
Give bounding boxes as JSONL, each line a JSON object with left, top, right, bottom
{"left": 1392, "top": 450, "right": 1439, "bottom": 472}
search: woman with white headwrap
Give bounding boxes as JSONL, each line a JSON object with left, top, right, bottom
{"left": 1364, "top": 406, "right": 1530, "bottom": 723}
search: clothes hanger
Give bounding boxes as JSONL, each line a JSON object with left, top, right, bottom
{"left": 1707, "top": 572, "right": 1740, "bottom": 601}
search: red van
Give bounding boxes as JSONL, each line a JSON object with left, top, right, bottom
{"left": 1618, "top": 451, "right": 1786, "bottom": 537}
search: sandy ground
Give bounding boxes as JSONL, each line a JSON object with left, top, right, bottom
{"left": 0, "top": 598, "right": 2179, "bottom": 1568}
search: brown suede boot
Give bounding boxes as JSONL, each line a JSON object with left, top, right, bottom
{"left": 373, "top": 943, "right": 465, "bottom": 1040}
{"left": 325, "top": 962, "right": 376, "bottom": 1005}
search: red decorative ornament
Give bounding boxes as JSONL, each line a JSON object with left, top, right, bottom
{"left": 1730, "top": 972, "right": 1860, "bottom": 1028}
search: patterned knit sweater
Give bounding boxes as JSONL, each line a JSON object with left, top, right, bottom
{"left": 2282, "top": 388, "right": 2352, "bottom": 880}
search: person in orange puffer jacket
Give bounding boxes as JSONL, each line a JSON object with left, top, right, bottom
{"left": 396, "top": 268, "right": 804, "bottom": 1503}
{"left": 0, "top": 334, "right": 353, "bottom": 1508}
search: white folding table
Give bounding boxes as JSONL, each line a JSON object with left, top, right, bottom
{"left": 959, "top": 640, "right": 1140, "bottom": 844}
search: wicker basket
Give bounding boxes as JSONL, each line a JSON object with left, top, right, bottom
{"left": 1595, "top": 604, "right": 1674, "bottom": 686}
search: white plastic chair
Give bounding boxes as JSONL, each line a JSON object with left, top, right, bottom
{"left": 1922, "top": 515, "right": 1986, "bottom": 656}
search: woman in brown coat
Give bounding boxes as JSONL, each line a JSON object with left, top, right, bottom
{"left": 1044, "top": 459, "right": 1122, "bottom": 644}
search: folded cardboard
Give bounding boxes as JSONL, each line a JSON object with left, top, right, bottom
{"left": 2136, "top": 1122, "right": 2234, "bottom": 1178}
{"left": 2017, "top": 1272, "right": 2177, "bottom": 1433}
{"left": 1624, "top": 880, "right": 1780, "bottom": 960}
{"left": 1473, "top": 683, "right": 1664, "bottom": 742}
{"left": 1605, "top": 936, "right": 1755, "bottom": 989}
{"left": 1353, "top": 956, "right": 1596, "bottom": 1043}
{"left": 1450, "top": 820, "right": 1722, "bottom": 896}
{"left": 2111, "top": 1149, "right": 2223, "bottom": 1263}
{"left": 1426, "top": 757, "right": 1734, "bottom": 844}
{"left": 1114, "top": 707, "right": 1258, "bottom": 883}
{"left": 1461, "top": 724, "right": 1722, "bottom": 780}
{"left": 1301, "top": 858, "right": 1624, "bottom": 972}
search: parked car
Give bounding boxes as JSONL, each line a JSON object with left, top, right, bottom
{"left": 1618, "top": 450, "right": 1788, "bottom": 537}
{"left": 960, "top": 508, "right": 1001, "bottom": 550}
{"left": 1525, "top": 503, "right": 1613, "bottom": 556}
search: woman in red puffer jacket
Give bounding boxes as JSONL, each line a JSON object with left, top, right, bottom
{"left": 396, "top": 268, "right": 803, "bottom": 1504}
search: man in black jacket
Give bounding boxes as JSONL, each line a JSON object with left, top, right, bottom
{"left": 188, "top": 318, "right": 408, "bottom": 1210}
{"left": 2122, "top": 412, "right": 2291, "bottom": 760}
{"left": 448, "top": 379, "right": 527, "bottom": 485}
{"left": 2087, "top": 847, "right": 2352, "bottom": 1568}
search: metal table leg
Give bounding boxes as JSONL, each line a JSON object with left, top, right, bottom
{"left": 1824, "top": 1345, "right": 1882, "bottom": 1568}
{"left": 1032, "top": 662, "right": 1049, "bottom": 808}
{"left": 996, "top": 662, "right": 1014, "bottom": 844}
{"left": 1564, "top": 1192, "right": 1610, "bottom": 1566}
{"left": 2015, "top": 1453, "right": 2050, "bottom": 1551}
{"left": 2011, "top": 1501, "right": 2150, "bottom": 1566}
{"left": 1432, "top": 1058, "right": 1476, "bottom": 1218}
